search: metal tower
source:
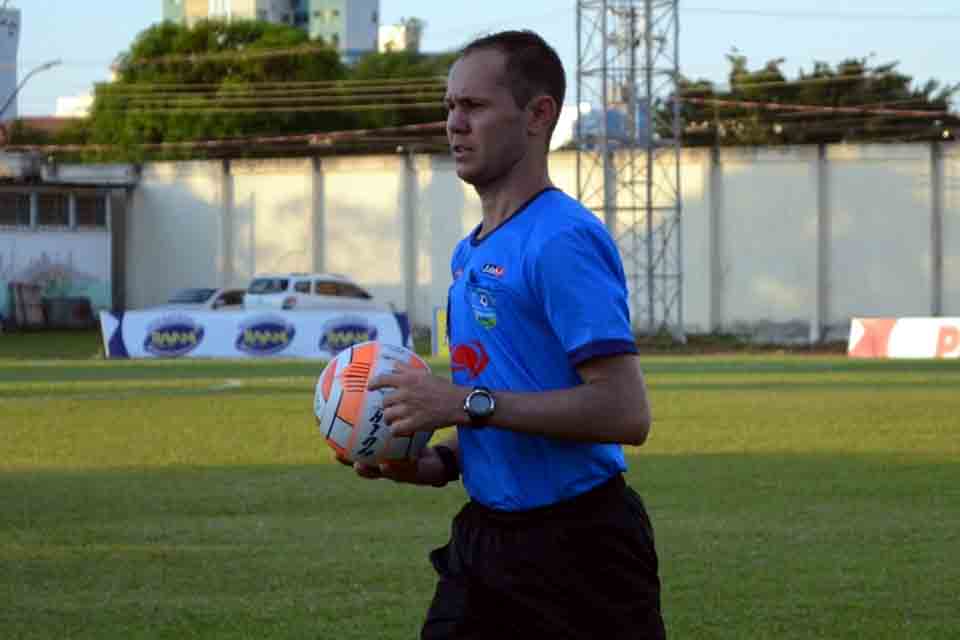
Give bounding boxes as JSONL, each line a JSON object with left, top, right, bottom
{"left": 576, "top": 0, "right": 683, "bottom": 338}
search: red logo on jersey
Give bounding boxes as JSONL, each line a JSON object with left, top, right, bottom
{"left": 451, "top": 341, "right": 489, "bottom": 379}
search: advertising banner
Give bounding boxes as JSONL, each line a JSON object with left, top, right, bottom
{"left": 100, "top": 309, "right": 409, "bottom": 360}
{"left": 848, "top": 317, "right": 960, "bottom": 359}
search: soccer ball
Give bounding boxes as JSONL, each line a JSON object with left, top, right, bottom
{"left": 314, "top": 340, "right": 432, "bottom": 468}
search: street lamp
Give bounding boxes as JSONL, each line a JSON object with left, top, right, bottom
{"left": 0, "top": 58, "right": 62, "bottom": 121}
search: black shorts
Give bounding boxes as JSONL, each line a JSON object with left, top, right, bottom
{"left": 421, "top": 475, "right": 666, "bottom": 640}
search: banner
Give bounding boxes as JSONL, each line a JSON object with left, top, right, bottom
{"left": 432, "top": 305, "right": 450, "bottom": 358}
{"left": 100, "top": 309, "right": 409, "bottom": 360}
{"left": 848, "top": 317, "right": 960, "bottom": 359}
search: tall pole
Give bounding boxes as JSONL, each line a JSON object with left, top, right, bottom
{"left": 0, "top": 58, "right": 62, "bottom": 121}
{"left": 576, "top": 1, "right": 683, "bottom": 338}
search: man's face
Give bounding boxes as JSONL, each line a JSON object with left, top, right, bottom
{"left": 445, "top": 49, "right": 529, "bottom": 188}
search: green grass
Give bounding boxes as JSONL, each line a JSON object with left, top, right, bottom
{"left": 1, "top": 331, "right": 959, "bottom": 638}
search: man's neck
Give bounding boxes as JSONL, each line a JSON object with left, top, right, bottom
{"left": 475, "top": 170, "right": 552, "bottom": 240}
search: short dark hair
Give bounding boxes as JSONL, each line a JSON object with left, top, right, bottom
{"left": 460, "top": 30, "right": 566, "bottom": 122}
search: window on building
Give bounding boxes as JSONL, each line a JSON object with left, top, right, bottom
{"left": 37, "top": 194, "right": 69, "bottom": 227}
{"left": 75, "top": 194, "right": 108, "bottom": 228}
{"left": 0, "top": 193, "right": 31, "bottom": 227}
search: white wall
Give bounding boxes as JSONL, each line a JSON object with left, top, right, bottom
{"left": 128, "top": 162, "right": 223, "bottom": 309}
{"left": 128, "top": 142, "right": 959, "bottom": 339}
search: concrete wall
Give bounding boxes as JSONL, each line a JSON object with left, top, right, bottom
{"left": 944, "top": 144, "right": 960, "bottom": 317}
{"left": 128, "top": 142, "right": 959, "bottom": 340}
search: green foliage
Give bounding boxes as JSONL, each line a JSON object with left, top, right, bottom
{"left": 67, "top": 19, "right": 454, "bottom": 162}
{"left": 349, "top": 50, "right": 455, "bottom": 129}
{"left": 674, "top": 51, "right": 960, "bottom": 146}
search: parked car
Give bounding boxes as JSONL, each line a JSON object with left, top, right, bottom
{"left": 159, "top": 287, "right": 246, "bottom": 311}
{"left": 242, "top": 273, "right": 388, "bottom": 312}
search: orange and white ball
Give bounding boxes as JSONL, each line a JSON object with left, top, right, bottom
{"left": 314, "top": 341, "right": 432, "bottom": 467}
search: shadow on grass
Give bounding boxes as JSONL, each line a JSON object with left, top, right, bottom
{"left": 1, "top": 453, "right": 958, "bottom": 639}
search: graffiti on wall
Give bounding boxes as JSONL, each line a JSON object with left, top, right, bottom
{"left": 0, "top": 233, "right": 111, "bottom": 318}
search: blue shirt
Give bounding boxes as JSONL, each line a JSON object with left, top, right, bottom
{"left": 447, "top": 188, "right": 638, "bottom": 511}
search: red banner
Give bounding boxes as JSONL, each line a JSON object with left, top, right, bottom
{"left": 848, "top": 318, "right": 960, "bottom": 359}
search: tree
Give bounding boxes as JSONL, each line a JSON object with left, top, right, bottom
{"left": 71, "top": 19, "right": 455, "bottom": 161}
{"left": 81, "top": 20, "right": 349, "bottom": 160}
{"left": 348, "top": 50, "right": 455, "bottom": 129}
{"left": 672, "top": 52, "right": 960, "bottom": 146}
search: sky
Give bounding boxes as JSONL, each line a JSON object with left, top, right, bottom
{"left": 13, "top": 0, "right": 960, "bottom": 117}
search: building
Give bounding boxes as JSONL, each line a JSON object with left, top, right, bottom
{"left": 56, "top": 94, "right": 94, "bottom": 118}
{"left": 378, "top": 18, "right": 423, "bottom": 54}
{"left": 0, "top": 3, "right": 20, "bottom": 121}
{"left": 305, "top": 0, "right": 378, "bottom": 63}
{"left": 162, "top": 0, "right": 379, "bottom": 63}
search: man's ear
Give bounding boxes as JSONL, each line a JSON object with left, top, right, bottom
{"left": 527, "top": 94, "right": 559, "bottom": 137}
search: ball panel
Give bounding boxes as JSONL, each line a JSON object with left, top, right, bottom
{"left": 336, "top": 342, "right": 379, "bottom": 427}
{"left": 313, "top": 341, "right": 433, "bottom": 467}
{"left": 320, "top": 356, "right": 338, "bottom": 401}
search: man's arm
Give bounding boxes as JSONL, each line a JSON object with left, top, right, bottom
{"left": 373, "top": 353, "right": 652, "bottom": 446}
{"left": 490, "top": 353, "right": 652, "bottom": 445}
{"left": 354, "top": 435, "right": 460, "bottom": 486}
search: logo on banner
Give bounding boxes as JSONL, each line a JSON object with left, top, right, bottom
{"left": 144, "top": 315, "right": 205, "bottom": 357}
{"left": 236, "top": 315, "right": 296, "bottom": 355}
{"left": 319, "top": 316, "right": 379, "bottom": 355}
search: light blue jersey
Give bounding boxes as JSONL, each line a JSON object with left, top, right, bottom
{"left": 447, "top": 188, "right": 638, "bottom": 511}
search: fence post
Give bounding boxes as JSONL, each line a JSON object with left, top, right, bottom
{"left": 402, "top": 150, "right": 419, "bottom": 329}
{"left": 312, "top": 156, "right": 326, "bottom": 274}
{"left": 220, "top": 159, "right": 235, "bottom": 287}
{"left": 708, "top": 145, "right": 723, "bottom": 332}
{"left": 930, "top": 141, "right": 944, "bottom": 317}
{"left": 812, "top": 143, "right": 831, "bottom": 344}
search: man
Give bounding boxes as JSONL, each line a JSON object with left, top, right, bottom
{"left": 357, "top": 30, "right": 666, "bottom": 639}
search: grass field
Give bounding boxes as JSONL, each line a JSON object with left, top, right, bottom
{"left": 1, "top": 331, "right": 959, "bottom": 639}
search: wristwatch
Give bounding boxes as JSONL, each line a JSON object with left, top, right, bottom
{"left": 463, "top": 386, "right": 496, "bottom": 426}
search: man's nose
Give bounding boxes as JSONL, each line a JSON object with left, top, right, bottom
{"left": 447, "top": 110, "right": 468, "bottom": 134}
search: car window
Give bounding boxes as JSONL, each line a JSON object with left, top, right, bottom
{"left": 169, "top": 288, "right": 217, "bottom": 304}
{"left": 218, "top": 291, "right": 245, "bottom": 306}
{"left": 249, "top": 278, "right": 289, "bottom": 294}
{"left": 294, "top": 280, "right": 311, "bottom": 293}
{"left": 314, "top": 281, "right": 339, "bottom": 296}
{"left": 339, "top": 283, "right": 372, "bottom": 299}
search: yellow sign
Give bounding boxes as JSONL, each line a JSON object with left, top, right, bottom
{"left": 432, "top": 306, "right": 449, "bottom": 358}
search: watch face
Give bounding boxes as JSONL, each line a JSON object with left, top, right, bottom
{"left": 470, "top": 393, "right": 493, "bottom": 415}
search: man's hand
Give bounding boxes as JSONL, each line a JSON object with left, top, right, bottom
{"left": 368, "top": 362, "right": 465, "bottom": 437}
{"left": 351, "top": 445, "right": 450, "bottom": 487}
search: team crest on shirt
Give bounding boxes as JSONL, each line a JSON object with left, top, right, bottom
{"left": 467, "top": 283, "right": 497, "bottom": 329}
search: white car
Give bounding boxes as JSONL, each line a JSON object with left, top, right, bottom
{"left": 242, "top": 273, "right": 388, "bottom": 312}
{"left": 160, "top": 287, "right": 246, "bottom": 310}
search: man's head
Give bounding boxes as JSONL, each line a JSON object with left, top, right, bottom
{"left": 445, "top": 30, "right": 565, "bottom": 188}
{"left": 460, "top": 30, "right": 566, "bottom": 137}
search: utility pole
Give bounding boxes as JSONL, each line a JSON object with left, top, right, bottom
{"left": 576, "top": 0, "right": 684, "bottom": 339}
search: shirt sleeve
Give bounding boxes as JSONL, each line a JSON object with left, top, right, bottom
{"left": 531, "top": 221, "right": 638, "bottom": 366}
